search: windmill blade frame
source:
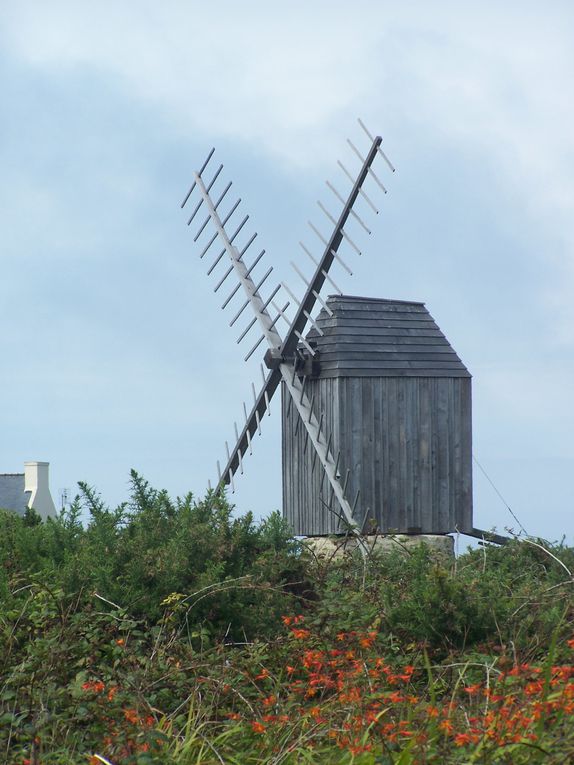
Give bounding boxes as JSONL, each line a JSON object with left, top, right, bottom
{"left": 181, "top": 123, "right": 394, "bottom": 548}
{"left": 192, "top": 171, "right": 284, "bottom": 356}
{"left": 264, "top": 134, "right": 384, "bottom": 369}
{"left": 218, "top": 131, "right": 387, "bottom": 496}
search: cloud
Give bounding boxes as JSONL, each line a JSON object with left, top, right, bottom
{"left": 2, "top": 2, "right": 573, "bottom": 330}
{"left": 0, "top": 1, "right": 385, "bottom": 168}
{"left": 406, "top": 11, "right": 574, "bottom": 297}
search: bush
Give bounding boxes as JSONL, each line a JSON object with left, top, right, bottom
{"left": 0, "top": 471, "right": 303, "bottom": 640}
{"left": 301, "top": 539, "right": 574, "bottom": 659}
{"left": 2, "top": 478, "right": 574, "bottom": 764}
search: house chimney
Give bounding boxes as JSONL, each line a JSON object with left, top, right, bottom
{"left": 24, "top": 461, "right": 57, "bottom": 520}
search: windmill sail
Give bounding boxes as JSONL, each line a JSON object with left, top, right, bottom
{"left": 181, "top": 121, "right": 394, "bottom": 543}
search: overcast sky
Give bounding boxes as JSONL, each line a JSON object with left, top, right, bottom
{"left": 1, "top": 1, "right": 573, "bottom": 544}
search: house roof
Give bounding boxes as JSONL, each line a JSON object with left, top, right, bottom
{"left": 305, "top": 295, "right": 471, "bottom": 378}
{"left": 0, "top": 473, "right": 30, "bottom": 516}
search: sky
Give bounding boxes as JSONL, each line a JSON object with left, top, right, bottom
{"left": 1, "top": 1, "right": 573, "bottom": 544}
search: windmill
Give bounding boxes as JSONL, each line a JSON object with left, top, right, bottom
{"left": 181, "top": 120, "right": 485, "bottom": 548}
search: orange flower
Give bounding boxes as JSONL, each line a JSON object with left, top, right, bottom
{"left": 567, "top": 638, "right": 574, "bottom": 649}
{"left": 340, "top": 687, "right": 361, "bottom": 703}
{"left": 348, "top": 742, "right": 372, "bottom": 755}
{"left": 262, "top": 695, "right": 277, "bottom": 707}
{"left": 82, "top": 680, "right": 105, "bottom": 694}
{"left": 358, "top": 631, "right": 377, "bottom": 648}
{"left": 255, "top": 668, "right": 270, "bottom": 680}
{"left": 507, "top": 663, "right": 531, "bottom": 676}
{"left": 551, "top": 665, "right": 574, "bottom": 681}
{"left": 116, "top": 638, "right": 125, "bottom": 646}
{"left": 281, "top": 615, "right": 293, "bottom": 626}
{"left": 251, "top": 721, "right": 266, "bottom": 734}
{"left": 439, "top": 719, "right": 454, "bottom": 734}
{"left": 107, "top": 686, "right": 118, "bottom": 701}
{"left": 123, "top": 708, "right": 139, "bottom": 724}
{"left": 290, "top": 628, "right": 310, "bottom": 640}
{"left": 464, "top": 683, "right": 482, "bottom": 695}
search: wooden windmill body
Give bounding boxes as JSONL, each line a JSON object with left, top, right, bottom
{"left": 282, "top": 295, "right": 472, "bottom": 536}
{"left": 181, "top": 122, "right": 485, "bottom": 545}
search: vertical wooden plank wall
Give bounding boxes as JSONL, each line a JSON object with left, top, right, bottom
{"left": 283, "top": 375, "right": 472, "bottom": 535}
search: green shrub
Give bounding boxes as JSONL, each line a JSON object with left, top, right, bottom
{"left": 2, "top": 478, "right": 573, "bottom": 763}
{"left": 301, "top": 539, "right": 574, "bottom": 658}
{"left": 0, "top": 471, "right": 303, "bottom": 640}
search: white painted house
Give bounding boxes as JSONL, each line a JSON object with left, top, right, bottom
{"left": 0, "top": 461, "right": 57, "bottom": 520}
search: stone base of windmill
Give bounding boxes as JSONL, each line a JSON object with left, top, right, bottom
{"left": 302, "top": 533, "right": 454, "bottom": 561}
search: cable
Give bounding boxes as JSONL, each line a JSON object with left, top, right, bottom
{"left": 473, "top": 454, "right": 529, "bottom": 536}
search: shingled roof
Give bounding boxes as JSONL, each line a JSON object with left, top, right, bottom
{"left": 0, "top": 473, "right": 30, "bottom": 516}
{"left": 306, "top": 295, "right": 470, "bottom": 378}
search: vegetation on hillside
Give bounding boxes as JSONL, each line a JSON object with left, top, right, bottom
{"left": 1, "top": 473, "right": 573, "bottom": 764}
